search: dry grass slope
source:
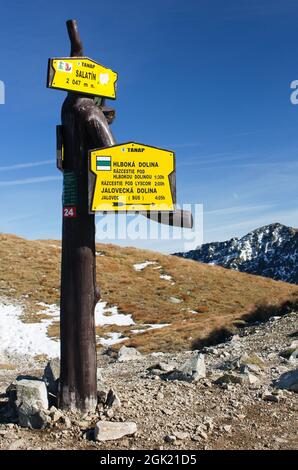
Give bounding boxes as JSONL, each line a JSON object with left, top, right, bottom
{"left": 1, "top": 233, "right": 298, "bottom": 353}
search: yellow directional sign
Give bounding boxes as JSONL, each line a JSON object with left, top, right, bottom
{"left": 89, "top": 142, "right": 176, "bottom": 212}
{"left": 47, "top": 57, "right": 117, "bottom": 99}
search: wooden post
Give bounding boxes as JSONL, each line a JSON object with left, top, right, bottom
{"left": 59, "top": 19, "right": 115, "bottom": 411}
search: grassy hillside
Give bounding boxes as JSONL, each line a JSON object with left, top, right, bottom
{"left": 1, "top": 233, "right": 298, "bottom": 353}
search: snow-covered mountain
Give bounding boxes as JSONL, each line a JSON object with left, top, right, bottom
{"left": 175, "top": 223, "right": 298, "bottom": 284}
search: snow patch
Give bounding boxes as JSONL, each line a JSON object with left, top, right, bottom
{"left": 0, "top": 303, "right": 59, "bottom": 358}
{"left": 130, "top": 323, "right": 170, "bottom": 334}
{"left": 145, "top": 323, "right": 170, "bottom": 330}
{"left": 36, "top": 302, "right": 60, "bottom": 318}
{"left": 98, "top": 332, "right": 128, "bottom": 346}
{"left": 95, "top": 301, "right": 135, "bottom": 326}
{"left": 0, "top": 300, "right": 135, "bottom": 359}
{"left": 133, "top": 261, "right": 157, "bottom": 271}
{"left": 160, "top": 274, "right": 172, "bottom": 281}
{"left": 130, "top": 329, "right": 147, "bottom": 334}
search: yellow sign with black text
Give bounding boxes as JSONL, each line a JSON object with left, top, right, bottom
{"left": 89, "top": 143, "right": 176, "bottom": 212}
{"left": 47, "top": 57, "right": 117, "bottom": 99}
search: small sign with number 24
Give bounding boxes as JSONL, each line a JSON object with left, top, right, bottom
{"left": 63, "top": 207, "right": 77, "bottom": 218}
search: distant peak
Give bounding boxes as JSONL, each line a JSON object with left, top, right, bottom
{"left": 175, "top": 222, "right": 298, "bottom": 284}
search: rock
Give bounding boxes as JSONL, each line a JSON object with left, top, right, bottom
{"left": 221, "top": 383, "right": 234, "bottom": 391}
{"left": 174, "top": 431, "right": 189, "bottom": 440}
{"left": 275, "top": 369, "right": 298, "bottom": 392}
{"left": 222, "top": 351, "right": 230, "bottom": 358}
{"left": 8, "top": 439, "right": 26, "bottom": 450}
{"left": 164, "top": 435, "right": 176, "bottom": 443}
{"left": 289, "top": 350, "right": 298, "bottom": 363}
{"left": 240, "top": 353, "right": 266, "bottom": 369}
{"left": 223, "top": 425, "right": 232, "bottom": 433}
{"left": 49, "top": 407, "right": 63, "bottom": 422}
{"left": 97, "top": 381, "right": 110, "bottom": 404}
{"left": 162, "top": 353, "right": 205, "bottom": 382}
{"left": 208, "top": 347, "right": 220, "bottom": 355}
{"left": 94, "top": 421, "right": 137, "bottom": 441}
{"left": 151, "top": 352, "right": 164, "bottom": 357}
{"left": 147, "top": 362, "right": 175, "bottom": 373}
{"left": 230, "top": 334, "right": 240, "bottom": 343}
{"left": 105, "top": 409, "right": 114, "bottom": 419}
{"left": 7, "top": 379, "right": 48, "bottom": 429}
{"left": 117, "top": 346, "right": 142, "bottom": 362}
{"left": 19, "top": 403, "right": 48, "bottom": 430}
{"left": 181, "top": 353, "right": 206, "bottom": 380}
{"left": 148, "top": 368, "right": 162, "bottom": 377}
{"left": 169, "top": 296, "right": 183, "bottom": 304}
{"left": 97, "top": 367, "right": 110, "bottom": 404}
{"left": 201, "top": 378, "right": 212, "bottom": 387}
{"left": 61, "top": 416, "right": 71, "bottom": 429}
{"left": 215, "top": 371, "right": 258, "bottom": 386}
{"left": 197, "top": 429, "right": 208, "bottom": 440}
{"left": 76, "top": 420, "right": 90, "bottom": 429}
{"left": 105, "top": 389, "right": 121, "bottom": 410}
{"left": 280, "top": 341, "right": 298, "bottom": 360}
{"left": 236, "top": 414, "right": 246, "bottom": 420}
{"left": 225, "top": 353, "right": 266, "bottom": 374}
{"left": 43, "top": 358, "right": 60, "bottom": 396}
{"left": 262, "top": 392, "right": 280, "bottom": 403}
{"left": 247, "top": 373, "right": 259, "bottom": 385}
{"left": 203, "top": 417, "right": 214, "bottom": 432}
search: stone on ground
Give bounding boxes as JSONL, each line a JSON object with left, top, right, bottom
{"left": 97, "top": 380, "right": 110, "bottom": 404}
{"left": 94, "top": 421, "right": 137, "bottom": 441}
{"left": 276, "top": 369, "right": 298, "bottom": 392}
{"left": 162, "top": 353, "right": 206, "bottom": 382}
{"left": 117, "top": 346, "right": 142, "bottom": 362}
{"left": 147, "top": 362, "right": 175, "bottom": 373}
{"left": 7, "top": 379, "right": 49, "bottom": 429}
{"left": 105, "top": 388, "right": 121, "bottom": 409}
{"left": 215, "top": 371, "right": 258, "bottom": 386}
{"left": 43, "top": 358, "right": 60, "bottom": 396}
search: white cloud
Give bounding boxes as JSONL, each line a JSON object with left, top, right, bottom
{"left": 205, "top": 203, "right": 276, "bottom": 216}
{"left": 0, "top": 160, "right": 53, "bottom": 172}
{"left": 0, "top": 175, "right": 61, "bottom": 186}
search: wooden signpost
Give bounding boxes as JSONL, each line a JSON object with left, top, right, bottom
{"left": 49, "top": 19, "right": 193, "bottom": 412}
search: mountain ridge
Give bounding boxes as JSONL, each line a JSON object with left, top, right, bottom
{"left": 175, "top": 223, "right": 298, "bottom": 284}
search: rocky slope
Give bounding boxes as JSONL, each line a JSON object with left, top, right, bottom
{"left": 0, "top": 311, "right": 297, "bottom": 450}
{"left": 175, "top": 223, "right": 298, "bottom": 284}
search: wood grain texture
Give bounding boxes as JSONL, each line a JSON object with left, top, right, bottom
{"left": 59, "top": 20, "right": 115, "bottom": 411}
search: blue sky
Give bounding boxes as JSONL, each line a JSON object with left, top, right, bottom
{"left": 0, "top": 0, "right": 298, "bottom": 252}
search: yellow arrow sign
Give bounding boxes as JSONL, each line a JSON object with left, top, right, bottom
{"left": 89, "top": 142, "right": 176, "bottom": 212}
{"left": 47, "top": 57, "right": 117, "bottom": 99}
